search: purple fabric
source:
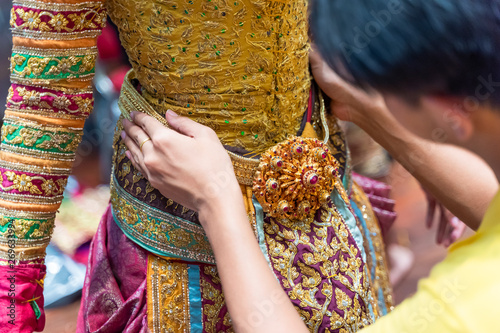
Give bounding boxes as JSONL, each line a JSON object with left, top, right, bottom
{"left": 352, "top": 172, "right": 397, "bottom": 238}
{"left": 264, "top": 202, "right": 372, "bottom": 330}
{"left": 77, "top": 205, "right": 149, "bottom": 333}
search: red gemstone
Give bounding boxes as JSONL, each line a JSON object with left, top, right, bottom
{"left": 305, "top": 207, "right": 310, "bottom": 213}
{"left": 310, "top": 175, "right": 318, "bottom": 185}
{"left": 277, "top": 161, "right": 283, "bottom": 167}
{"left": 296, "top": 147, "right": 303, "bottom": 153}
{"left": 272, "top": 182, "right": 278, "bottom": 189}
{"left": 322, "top": 153, "right": 327, "bottom": 159}
{"left": 283, "top": 206, "right": 289, "bottom": 212}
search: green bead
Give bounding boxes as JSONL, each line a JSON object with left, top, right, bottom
{"left": 243, "top": 119, "right": 247, "bottom": 124}
{"left": 241, "top": 107, "right": 246, "bottom": 111}
{"left": 221, "top": 29, "right": 226, "bottom": 33}
{"left": 225, "top": 120, "right": 229, "bottom": 124}
{"left": 241, "top": 131, "right": 245, "bottom": 136}
{"left": 171, "top": 57, "right": 175, "bottom": 62}
{"left": 216, "top": 51, "right": 221, "bottom": 55}
{"left": 196, "top": 53, "right": 200, "bottom": 57}
{"left": 184, "top": 9, "right": 189, "bottom": 14}
{"left": 257, "top": 15, "right": 262, "bottom": 19}
{"left": 254, "top": 134, "right": 258, "bottom": 139}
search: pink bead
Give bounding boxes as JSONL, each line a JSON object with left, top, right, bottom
{"left": 272, "top": 183, "right": 278, "bottom": 189}
{"left": 322, "top": 153, "right": 327, "bottom": 159}
{"left": 310, "top": 175, "right": 318, "bottom": 185}
{"left": 277, "top": 161, "right": 283, "bottom": 167}
{"left": 296, "top": 147, "right": 303, "bottom": 153}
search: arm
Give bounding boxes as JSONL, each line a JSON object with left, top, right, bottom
{"left": 121, "top": 111, "right": 309, "bottom": 333}
{"left": 0, "top": 1, "right": 105, "bottom": 331}
{"left": 310, "top": 51, "right": 499, "bottom": 231}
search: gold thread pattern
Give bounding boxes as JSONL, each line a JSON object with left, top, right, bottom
{"left": 147, "top": 255, "right": 191, "bottom": 332}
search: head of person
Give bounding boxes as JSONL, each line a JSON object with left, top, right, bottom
{"left": 311, "top": 0, "right": 500, "bottom": 164}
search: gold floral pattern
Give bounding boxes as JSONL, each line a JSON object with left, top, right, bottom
{"left": 1, "top": 122, "right": 82, "bottom": 154}
{"left": 264, "top": 204, "right": 374, "bottom": 332}
{"left": 11, "top": 53, "right": 96, "bottom": 79}
{"left": 11, "top": 4, "right": 106, "bottom": 35}
{"left": 201, "top": 265, "right": 232, "bottom": 332}
{"left": 8, "top": 86, "right": 93, "bottom": 118}
{"left": 147, "top": 256, "right": 190, "bottom": 333}
{"left": 0, "top": 170, "right": 66, "bottom": 197}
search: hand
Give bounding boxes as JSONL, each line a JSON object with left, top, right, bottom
{"left": 121, "top": 110, "right": 241, "bottom": 217}
{"left": 310, "top": 48, "right": 387, "bottom": 126}
{"left": 423, "top": 187, "right": 467, "bottom": 247}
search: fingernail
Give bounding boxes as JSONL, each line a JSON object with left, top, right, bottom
{"left": 130, "top": 111, "right": 137, "bottom": 120}
{"left": 167, "top": 109, "right": 178, "bottom": 117}
{"left": 121, "top": 131, "right": 126, "bottom": 140}
{"left": 125, "top": 150, "right": 131, "bottom": 159}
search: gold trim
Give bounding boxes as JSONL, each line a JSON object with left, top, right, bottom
{"left": 118, "top": 69, "right": 330, "bottom": 186}
{"left": 12, "top": 0, "right": 105, "bottom": 11}
{"left": 12, "top": 45, "right": 98, "bottom": 57}
{"left": 147, "top": 255, "right": 191, "bottom": 332}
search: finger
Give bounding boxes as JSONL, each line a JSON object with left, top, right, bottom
{"left": 121, "top": 131, "right": 148, "bottom": 175}
{"left": 165, "top": 109, "right": 213, "bottom": 138}
{"left": 449, "top": 217, "right": 466, "bottom": 243}
{"left": 442, "top": 220, "right": 453, "bottom": 247}
{"left": 426, "top": 197, "right": 437, "bottom": 229}
{"left": 125, "top": 150, "right": 146, "bottom": 176}
{"left": 436, "top": 206, "right": 448, "bottom": 244}
{"left": 122, "top": 118, "right": 154, "bottom": 154}
{"left": 309, "top": 47, "right": 324, "bottom": 72}
{"left": 131, "top": 111, "right": 170, "bottom": 139}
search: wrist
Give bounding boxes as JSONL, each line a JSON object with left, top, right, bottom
{"left": 197, "top": 178, "right": 245, "bottom": 230}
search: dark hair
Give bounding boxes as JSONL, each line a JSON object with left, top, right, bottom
{"left": 310, "top": 0, "right": 500, "bottom": 106}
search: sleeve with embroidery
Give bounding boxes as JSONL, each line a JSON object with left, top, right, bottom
{"left": 0, "top": 1, "right": 106, "bottom": 331}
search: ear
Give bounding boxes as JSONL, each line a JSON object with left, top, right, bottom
{"left": 421, "top": 94, "right": 475, "bottom": 142}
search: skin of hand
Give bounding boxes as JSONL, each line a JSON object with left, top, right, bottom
{"left": 121, "top": 110, "right": 239, "bottom": 215}
{"left": 310, "top": 49, "right": 499, "bottom": 231}
{"left": 423, "top": 187, "right": 467, "bottom": 247}
{"left": 121, "top": 110, "right": 309, "bottom": 333}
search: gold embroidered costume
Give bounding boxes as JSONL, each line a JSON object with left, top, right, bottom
{"left": 0, "top": 0, "right": 393, "bottom": 331}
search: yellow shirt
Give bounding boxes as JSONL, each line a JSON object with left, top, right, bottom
{"left": 363, "top": 191, "right": 500, "bottom": 332}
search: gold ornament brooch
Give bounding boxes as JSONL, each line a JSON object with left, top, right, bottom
{"left": 253, "top": 136, "right": 343, "bottom": 222}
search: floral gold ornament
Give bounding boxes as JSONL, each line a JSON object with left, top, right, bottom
{"left": 253, "top": 137, "right": 344, "bottom": 222}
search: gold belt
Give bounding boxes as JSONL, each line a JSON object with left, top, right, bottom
{"left": 118, "top": 70, "right": 330, "bottom": 186}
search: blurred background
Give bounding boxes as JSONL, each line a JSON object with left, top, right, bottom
{"left": 0, "top": 3, "right": 471, "bottom": 332}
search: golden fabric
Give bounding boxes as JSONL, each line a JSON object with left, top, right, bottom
{"left": 107, "top": 0, "right": 311, "bottom": 152}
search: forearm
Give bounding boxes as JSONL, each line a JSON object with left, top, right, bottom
{"left": 358, "top": 108, "right": 498, "bottom": 230}
{"left": 199, "top": 185, "right": 308, "bottom": 333}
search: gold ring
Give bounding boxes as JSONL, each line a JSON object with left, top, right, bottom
{"left": 139, "top": 137, "right": 152, "bottom": 151}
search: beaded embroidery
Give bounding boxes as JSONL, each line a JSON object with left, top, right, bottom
{"left": 10, "top": 1, "right": 106, "bottom": 40}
